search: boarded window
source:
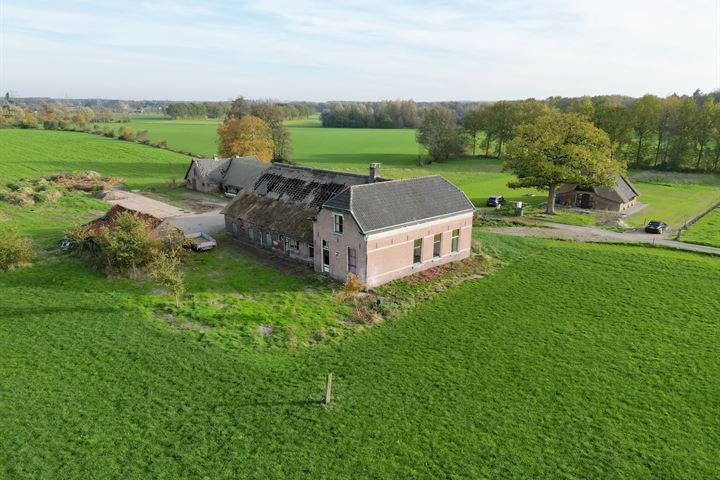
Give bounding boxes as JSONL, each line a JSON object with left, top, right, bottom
{"left": 347, "top": 247, "right": 357, "bottom": 274}
{"left": 333, "top": 214, "right": 343, "bottom": 234}
{"left": 413, "top": 238, "right": 422, "bottom": 264}
{"left": 433, "top": 233, "right": 442, "bottom": 258}
{"left": 451, "top": 229, "right": 460, "bottom": 253}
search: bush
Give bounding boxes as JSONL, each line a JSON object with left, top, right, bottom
{"left": 337, "top": 273, "right": 365, "bottom": 300}
{"left": 118, "top": 126, "right": 135, "bottom": 141}
{"left": 94, "top": 212, "right": 160, "bottom": 276}
{"left": 149, "top": 251, "right": 185, "bottom": 307}
{"left": 0, "top": 228, "right": 35, "bottom": 271}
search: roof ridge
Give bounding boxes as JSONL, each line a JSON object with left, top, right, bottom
{"left": 271, "top": 163, "right": 371, "bottom": 179}
{"left": 351, "top": 174, "right": 444, "bottom": 189}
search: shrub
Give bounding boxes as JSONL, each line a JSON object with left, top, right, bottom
{"left": 104, "top": 129, "right": 116, "bottom": 138}
{"left": 0, "top": 228, "right": 35, "bottom": 271}
{"left": 94, "top": 212, "right": 159, "bottom": 276}
{"left": 337, "top": 273, "right": 366, "bottom": 301}
{"left": 118, "top": 126, "right": 135, "bottom": 141}
{"left": 149, "top": 251, "right": 185, "bottom": 307}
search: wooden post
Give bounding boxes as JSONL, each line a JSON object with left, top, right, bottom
{"left": 323, "top": 372, "right": 333, "bottom": 405}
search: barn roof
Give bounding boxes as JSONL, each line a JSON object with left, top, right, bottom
{"left": 559, "top": 175, "right": 640, "bottom": 205}
{"left": 184, "top": 157, "right": 230, "bottom": 183}
{"left": 323, "top": 175, "right": 474, "bottom": 234}
{"left": 222, "top": 156, "right": 270, "bottom": 190}
{"left": 81, "top": 205, "right": 162, "bottom": 236}
{"left": 222, "top": 164, "right": 372, "bottom": 241}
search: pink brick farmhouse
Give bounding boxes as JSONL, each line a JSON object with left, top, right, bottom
{"left": 222, "top": 163, "right": 474, "bottom": 288}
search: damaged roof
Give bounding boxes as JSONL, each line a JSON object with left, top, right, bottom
{"left": 222, "top": 164, "right": 372, "bottom": 241}
{"left": 81, "top": 205, "right": 162, "bottom": 236}
{"left": 323, "top": 175, "right": 474, "bottom": 234}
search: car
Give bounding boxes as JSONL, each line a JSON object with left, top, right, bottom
{"left": 486, "top": 195, "right": 506, "bottom": 207}
{"left": 644, "top": 220, "right": 668, "bottom": 234}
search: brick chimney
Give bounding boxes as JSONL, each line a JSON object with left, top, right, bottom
{"left": 369, "top": 163, "right": 381, "bottom": 182}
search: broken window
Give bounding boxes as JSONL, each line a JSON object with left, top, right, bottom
{"left": 451, "top": 229, "right": 460, "bottom": 253}
{"left": 413, "top": 238, "right": 422, "bottom": 264}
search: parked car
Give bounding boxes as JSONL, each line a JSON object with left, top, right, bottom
{"left": 486, "top": 195, "right": 506, "bottom": 207}
{"left": 644, "top": 220, "right": 668, "bottom": 234}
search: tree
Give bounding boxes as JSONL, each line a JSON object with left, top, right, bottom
{"left": 462, "top": 109, "right": 485, "bottom": 156}
{"left": 693, "top": 98, "right": 717, "bottom": 169}
{"left": 504, "top": 111, "right": 623, "bottom": 214}
{"left": 149, "top": 251, "right": 185, "bottom": 307}
{"left": 416, "top": 106, "right": 465, "bottom": 162}
{"left": 485, "top": 101, "right": 519, "bottom": 158}
{"left": 250, "top": 103, "right": 293, "bottom": 162}
{"left": 94, "top": 212, "right": 158, "bottom": 276}
{"left": 629, "top": 95, "right": 660, "bottom": 166}
{"left": 592, "top": 99, "right": 631, "bottom": 159}
{"left": 217, "top": 115, "right": 274, "bottom": 162}
{"left": 228, "top": 96, "right": 251, "bottom": 119}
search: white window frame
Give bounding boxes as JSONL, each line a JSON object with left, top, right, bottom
{"left": 433, "top": 233, "right": 442, "bottom": 258}
{"left": 451, "top": 229, "right": 460, "bottom": 253}
{"left": 413, "top": 238, "right": 423, "bottom": 265}
{"left": 333, "top": 213, "right": 344, "bottom": 235}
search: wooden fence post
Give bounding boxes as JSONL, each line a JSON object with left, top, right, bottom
{"left": 324, "top": 372, "right": 333, "bottom": 405}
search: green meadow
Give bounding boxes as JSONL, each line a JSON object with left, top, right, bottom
{"left": 1, "top": 127, "right": 719, "bottom": 478}
{"left": 680, "top": 206, "right": 720, "bottom": 247}
{"left": 125, "top": 115, "right": 720, "bottom": 225}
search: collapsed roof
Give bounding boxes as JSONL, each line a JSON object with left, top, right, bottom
{"left": 222, "top": 164, "right": 373, "bottom": 241}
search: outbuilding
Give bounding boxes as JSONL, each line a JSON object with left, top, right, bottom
{"left": 556, "top": 175, "right": 640, "bottom": 212}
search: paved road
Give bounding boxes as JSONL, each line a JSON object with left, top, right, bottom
{"left": 102, "top": 190, "right": 225, "bottom": 235}
{"left": 485, "top": 219, "right": 720, "bottom": 256}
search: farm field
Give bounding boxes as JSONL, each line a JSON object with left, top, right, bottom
{"left": 1, "top": 126, "right": 719, "bottom": 478}
{"left": 680, "top": 206, "right": 720, "bottom": 247}
{"left": 1, "top": 233, "right": 719, "bottom": 478}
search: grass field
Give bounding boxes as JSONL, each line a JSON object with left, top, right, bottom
{"left": 680, "top": 206, "right": 720, "bottom": 247}
{"left": 124, "top": 115, "right": 720, "bottom": 226}
{"left": 1, "top": 234, "right": 719, "bottom": 478}
{"left": 2, "top": 126, "right": 720, "bottom": 478}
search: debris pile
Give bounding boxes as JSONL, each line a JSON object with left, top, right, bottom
{"left": 0, "top": 172, "right": 125, "bottom": 206}
{"left": 48, "top": 171, "right": 125, "bottom": 191}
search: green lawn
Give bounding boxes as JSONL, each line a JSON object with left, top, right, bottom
{"left": 626, "top": 179, "right": 720, "bottom": 228}
{"left": 1, "top": 234, "right": 718, "bottom": 478}
{"left": 680, "top": 207, "right": 720, "bottom": 247}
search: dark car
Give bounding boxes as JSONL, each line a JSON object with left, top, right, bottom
{"left": 645, "top": 220, "right": 668, "bottom": 234}
{"left": 486, "top": 195, "right": 506, "bottom": 207}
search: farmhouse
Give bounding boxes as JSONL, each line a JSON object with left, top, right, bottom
{"left": 556, "top": 175, "right": 640, "bottom": 212}
{"left": 222, "top": 163, "right": 474, "bottom": 287}
{"left": 184, "top": 156, "right": 269, "bottom": 194}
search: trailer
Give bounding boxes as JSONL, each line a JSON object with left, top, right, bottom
{"left": 186, "top": 232, "right": 217, "bottom": 251}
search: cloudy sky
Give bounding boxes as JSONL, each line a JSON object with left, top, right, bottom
{"left": 1, "top": 0, "right": 717, "bottom": 101}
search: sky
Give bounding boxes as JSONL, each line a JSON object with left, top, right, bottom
{"left": 1, "top": 0, "right": 718, "bottom": 101}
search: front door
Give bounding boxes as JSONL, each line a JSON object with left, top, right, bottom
{"left": 321, "top": 240, "right": 330, "bottom": 273}
{"left": 580, "top": 193, "right": 592, "bottom": 209}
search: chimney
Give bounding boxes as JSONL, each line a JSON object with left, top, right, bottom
{"left": 369, "top": 163, "right": 381, "bottom": 182}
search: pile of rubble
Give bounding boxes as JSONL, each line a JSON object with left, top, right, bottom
{"left": 47, "top": 171, "right": 125, "bottom": 191}
{"left": 0, "top": 172, "right": 125, "bottom": 207}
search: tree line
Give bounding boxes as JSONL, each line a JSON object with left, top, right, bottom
{"left": 166, "top": 100, "right": 314, "bottom": 120}
{"left": 321, "top": 100, "right": 423, "bottom": 128}
{"left": 416, "top": 91, "right": 720, "bottom": 173}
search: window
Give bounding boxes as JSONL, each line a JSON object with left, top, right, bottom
{"left": 231, "top": 222, "right": 238, "bottom": 235}
{"left": 451, "top": 229, "right": 460, "bottom": 253}
{"left": 247, "top": 228, "right": 254, "bottom": 242}
{"left": 413, "top": 238, "right": 422, "bottom": 264}
{"left": 309, "top": 243, "right": 314, "bottom": 259}
{"left": 333, "top": 214, "right": 344, "bottom": 234}
{"left": 289, "top": 240, "right": 300, "bottom": 251}
{"left": 265, "top": 233, "right": 273, "bottom": 248}
{"left": 347, "top": 247, "right": 357, "bottom": 274}
{"left": 433, "top": 234, "right": 442, "bottom": 258}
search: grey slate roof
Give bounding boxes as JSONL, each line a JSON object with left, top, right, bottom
{"left": 222, "top": 164, "right": 372, "bottom": 241}
{"left": 184, "top": 158, "right": 230, "bottom": 183}
{"left": 323, "top": 175, "right": 474, "bottom": 234}
{"left": 222, "top": 156, "right": 270, "bottom": 190}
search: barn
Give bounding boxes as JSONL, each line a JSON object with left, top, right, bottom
{"left": 556, "top": 175, "right": 640, "bottom": 212}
